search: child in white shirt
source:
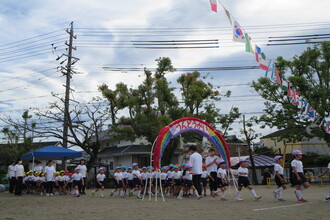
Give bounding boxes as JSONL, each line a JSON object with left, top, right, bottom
{"left": 235, "top": 159, "right": 261, "bottom": 201}
{"left": 92, "top": 168, "right": 106, "bottom": 198}
{"left": 291, "top": 150, "right": 309, "bottom": 202}
{"left": 273, "top": 156, "right": 287, "bottom": 201}
{"left": 217, "top": 160, "right": 228, "bottom": 200}
{"left": 71, "top": 168, "right": 84, "bottom": 197}
{"left": 318, "top": 156, "right": 330, "bottom": 201}
{"left": 110, "top": 167, "right": 125, "bottom": 198}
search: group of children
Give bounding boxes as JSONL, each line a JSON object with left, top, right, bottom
{"left": 8, "top": 150, "right": 330, "bottom": 202}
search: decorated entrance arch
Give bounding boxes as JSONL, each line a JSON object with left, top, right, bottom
{"left": 152, "top": 117, "right": 231, "bottom": 169}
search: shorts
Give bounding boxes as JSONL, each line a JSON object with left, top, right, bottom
{"left": 275, "top": 175, "right": 286, "bottom": 187}
{"left": 133, "top": 178, "right": 141, "bottom": 187}
{"left": 291, "top": 172, "right": 307, "bottom": 186}
{"left": 161, "top": 179, "right": 168, "bottom": 187}
{"left": 73, "top": 180, "right": 82, "bottom": 187}
{"left": 200, "top": 178, "right": 207, "bottom": 187}
{"left": 174, "top": 179, "right": 181, "bottom": 186}
{"left": 128, "top": 180, "right": 134, "bottom": 188}
{"left": 217, "top": 178, "right": 228, "bottom": 188}
{"left": 67, "top": 182, "right": 72, "bottom": 188}
{"left": 167, "top": 179, "right": 173, "bottom": 186}
{"left": 238, "top": 176, "right": 251, "bottom": 188}
{"left": 116, "top": 180, "right": 124, "bottom": 188}
{"left": 95, "top": 181, "right": 105, "bottom": 189}
{"left": 183, "top": 180, "right": 193, "bottom": 187}
{"left": 58, "top": 181, "right": 65, "bottom": 187}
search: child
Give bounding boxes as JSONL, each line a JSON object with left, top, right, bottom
{"left": 178, "top": 164, "right": 201, "bottom": 200}
{"left": 201, "top": 164, "right": 212, "bottom": 197}
{"left": 141, "top": 167, "right": 148, "bottom": 193}
{"left": 166, "top": 165, "right": 174, "bottom": 196}
{"left": 160, "top": 167, "right": 168, "bottom": 194}
{"left": 273, "top": 156, "right": 286, "bottom": 201}
{"left": 121, "top": 166, "right": 128, "bottom": 196}
{"left": 318, "top": 153, "right": 330, "bottom": 201}
{"left": 56, "top": 171, "right": 66, "bottom": 195}
{"left": 92, "top": 168, "right": 106, "bottom": 198}
{"left": 126, "top": 167, "right": 134, "bottom": 196}
{"left": 291, "top": 150, "right": 309, "bottom": 202}
{"left": 111, "top": 167, "right": 125, "bottom": 198}
{"left": 235, "top": 158, "right": 261, "bottom": 201}
{"left": 131, "top": 163, "right": 142, "bottom": 199}
{"left": 172, "top": 166, "right": 182, "bottom": 198}
{"left": 64, "top": 170, "right": 70, "bottom": 195}
{"left": 217, "top": 160, "right": 229, "bottom": 201}
{"left": 71, "top": 168, "right": 84, "bottom": 197}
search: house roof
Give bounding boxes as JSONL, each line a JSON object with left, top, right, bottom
{"left": 0, "top": 141, "right": 60, "bottom": 148}
{"left": 260, "top": 128, "right": 306, "bottom": 139}
{"left": 231, "top": 155, "right": 275, "bottom": 168}
{"left": 226, "top": 135, "right": 245, "bottom": 143}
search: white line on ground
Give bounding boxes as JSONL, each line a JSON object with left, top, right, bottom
{"left": 253, "top": 202, "right": 314, "bottom": 211}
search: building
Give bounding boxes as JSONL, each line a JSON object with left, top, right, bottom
{"left": 260, "top": 129, "right": 330, "bottom": 155}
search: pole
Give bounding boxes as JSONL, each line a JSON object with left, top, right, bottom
{"left": 282, "top": 141, "right": 287, "bottom": 168}
{"left": 62, "top": 22, "right": 75, "bottom": 170}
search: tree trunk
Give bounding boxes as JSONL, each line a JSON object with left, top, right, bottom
{"left": 248, "top": 141, "right": 259, "bottom": 185}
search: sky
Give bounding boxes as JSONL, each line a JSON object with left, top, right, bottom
{"left": 0, "top": 0, "right": 330, "bottom": 144}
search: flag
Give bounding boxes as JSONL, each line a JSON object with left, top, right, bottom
{"left": 274, "top": 68, "right": 282, "bottom": 85}
{"left": 305, "top": 104, "right": 316, "bottom": 119}
{"left": 255, "top": 45, "right": 269, "bottom": 71}
{"left": 245, "top": 33, "right": 254, "bottom": 54}
{"left": 209, "top": 0, "right": 217, "bottom": 12}
{"left": 281, "top": 78, "right": 288, "bottom": 92}
{"left": 233, "top": 20, "right": 245, "bottom": 42}
{"left": 264, "top": 61, "right": 272, "bottom": 78}
{"left": 221, "top": 4, "right": 232, "bottom": 25}
{"left": 298, "top": 98, "right": 307, "bottom": 109}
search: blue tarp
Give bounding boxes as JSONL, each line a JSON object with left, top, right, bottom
{"left": 21, "top": 145, "right": 82, "bottom": 160}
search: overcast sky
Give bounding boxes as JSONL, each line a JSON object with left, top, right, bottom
{"left": 1, "top": 0, "right": 330, "bottom": 143}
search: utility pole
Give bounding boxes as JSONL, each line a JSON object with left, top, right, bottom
{"left": 61, "top": 22, "right": 78, "bottom": 169}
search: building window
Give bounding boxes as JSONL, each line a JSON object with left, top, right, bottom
{"left": 109, "top": 161, "right": 114, "bottom": 170}
{"left": 137, "top": 155, "right": 150, "bottom": 167}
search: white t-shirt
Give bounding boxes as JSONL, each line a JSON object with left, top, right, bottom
{"left": 127, "top": 173, "right": 134, "bottom": 180}
{"left": 64, "top": 176, "right": 70, "bottom": 182}
{"left": 161, "top": 172, "right": 167, "bottom": 180}
{"left": 33, "top": 165, "right": 43, "bottom": 173}
{"left": 97, "top": 173, "right": 106, "bottom": 181}
{"left": 44, "top": 166, "right": 55, "bottom": 182}
{"left": 217, "top": 168, "right": 227, "bottom": 178}
{"left": 122, "top": 171, "right": 128, "bottom": 179}
{"left": 141, "top": 172, "right": 148, "bottom": 180}
{"left": 72, "top": 173, "right": 83, "bottom": 181}
{"left": 291, "top": 159, "right": 303, "bottom": 173}
{"left": 201, "top": 170, "right": 209, "bottom": 178}
{"left": 55, "top": 176, "right": 65, "bottom": 182}
{"left": 274, "top": 164, "right": 284, "bottom": 175}
{"left": 184, "top": 171, "right": 193, "bottom": 181}
{"left": 114, "top": 172, "right": 122, "bottom": 181}
{"left": 172, "top": 171, "right": 182, "bottom": 179}
{"left": 189, "top": 152, "right": 203, "bottom": 175}
{"left": 205, "top": 156, "right": 219, "bottom": 172}
{"left": 76, "top": 165, "right": 87, "bottom": 177}
{"left": 167, "top": 171, "right": 173, "bottom": 179}
{"left": 132, "top": 170, "right": 141, "bottom": 178}
{"left": 237, "top": 167, "right": 248, "bottom": 177}
{"left": 8, "top": 165, "right": 15, "bottom": 178}
{"left": 14, "top": 164, "right": 24, "bottom": 177}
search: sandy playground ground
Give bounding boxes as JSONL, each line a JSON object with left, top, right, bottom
{"left": 0, "top": 185, "right": 329, "bottom": 220}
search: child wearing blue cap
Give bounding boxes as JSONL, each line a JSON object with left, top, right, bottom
{"left": 172, "top": 166, "right": 182, "bottom": 197}
{"left": 273, "top": 156, "right": 286, "bottom": 201}
{"left": 291, "top": 150, "right": 309, "bottom": 202}
{"left": 235, "top": 159, "right": 261, "bottom": 201}
{"left": 166, "top": 165, "right": 174, "bottom": 196}
{"left": 121, "top": 166, "right": 128, "bottom": 196}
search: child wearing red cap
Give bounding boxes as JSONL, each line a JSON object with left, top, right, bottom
{"left": 217, "top": 160, "right": 229, "bottom": 200}
{"left": 92, "top": 168, "right": 106, "bottom": 198}
{"left": 201, "top": 164, "right": 212, "bottom": 197}
{"left": 273, "top": 156, "right": 286, "bottom": 201}
{"left": 235, "top": 159, "right": 261, "bottom": 201}
{"left": 291, "top": 150, "right": 309, "bottom": 202}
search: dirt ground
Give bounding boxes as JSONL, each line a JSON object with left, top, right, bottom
{"left": 0, "top": 185, "right": 329, "bottom": 220}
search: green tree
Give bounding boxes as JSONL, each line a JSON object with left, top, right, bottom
{"left": 252, "top": 42, "right": 330, "bottom": 143}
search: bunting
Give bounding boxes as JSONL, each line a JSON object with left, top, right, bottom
{"left": 215, "top": 0, "right": 330, "bottom": 134}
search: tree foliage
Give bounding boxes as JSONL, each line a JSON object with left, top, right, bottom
{"left": 252, "top": 42, "right": 330, "bottom": 143}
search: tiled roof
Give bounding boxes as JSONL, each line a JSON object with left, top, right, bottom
{"left": 231, "top": 155, "right": 275, "bottom": 168}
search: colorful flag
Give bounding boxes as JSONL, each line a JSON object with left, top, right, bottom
{"left": 209, "top": 0, "right": 217, "bottom": 12}
{"left": 281, "top": 78, "right": 288, "bottom": 92}
{"left": 233, "top": 20, "right": 245, "bottom": 42}
{"left": 245, "top": 33, "right": 254, "bottom": 54}
{"left": 255, "top": 45, "right": 269, "bottom": 71}
{"left": 274, "top": 68, "right": 282, "bottom": 85}
{"left": 264, "top": 61, "right": 273, "bottom": 78}
{"left": 222, "top": 5, "right": 232, "bottom": 25}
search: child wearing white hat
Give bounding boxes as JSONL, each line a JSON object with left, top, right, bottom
{"left": 92, "top": 168, "right": 106, "bottom": 198}
{"left": 273, "top": 156, "right": 286, "bottom": 201}
{"left": 235, "top": 158, "right": 261, "bottom": 201}
{"left": 291, "top": 150, "right": 309, "bottom": 202}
